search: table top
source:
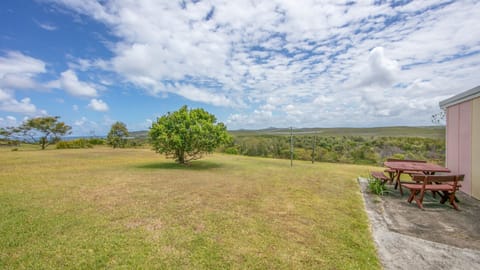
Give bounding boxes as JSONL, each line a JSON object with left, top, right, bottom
{"left": 384, "top": 161, "right": 451, "bottom": 173}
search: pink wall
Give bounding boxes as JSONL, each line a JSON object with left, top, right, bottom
{"left": 446, "top": 101, "right": 472, "bottom": 194}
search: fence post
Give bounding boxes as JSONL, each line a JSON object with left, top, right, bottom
{"left": 312, "top": 134, "right": 316, "bottom": 164}
{"left": 290, "top": 127, "right": 293, "bottom": 167}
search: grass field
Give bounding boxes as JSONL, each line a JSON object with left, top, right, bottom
{"left": 0, "top": 147, "right": 380, "bottom": 269}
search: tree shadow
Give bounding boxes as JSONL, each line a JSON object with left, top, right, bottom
{"left": 136, "top": 160, "right": 225, "bottom": 171}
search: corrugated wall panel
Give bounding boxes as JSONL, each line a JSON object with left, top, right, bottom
{"left": 446, "top": 106, "right": 460, "bottom": 176}
{"left": 458, "top": 101, "right": 472, "bottom": 195}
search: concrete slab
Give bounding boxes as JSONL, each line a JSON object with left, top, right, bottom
{"left": 358, "top": 177, "right": 480, "bottom": 270}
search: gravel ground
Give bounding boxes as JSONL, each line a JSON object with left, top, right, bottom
{"left": 358, "top": 177, "right": 480, "bottom": 270}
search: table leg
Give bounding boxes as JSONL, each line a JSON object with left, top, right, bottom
{"left": 394, "top": 170, "right": 403, "bottom": 196}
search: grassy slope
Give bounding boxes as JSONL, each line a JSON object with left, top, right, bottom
{"left": 0, "top": 147, "right": 380, "bottom": 269}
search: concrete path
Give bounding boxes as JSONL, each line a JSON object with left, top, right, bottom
{"left": 358, "top": 177, "right": 480, "bottom": 270}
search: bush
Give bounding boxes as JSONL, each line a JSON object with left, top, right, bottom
{"left": 88, "top": 138, "right": 105, "bottom": 145}
{"left": 224, "top": 147, "right": 239, "bottom": 155}
{"left": 56, "top": 139, "right": 93, "bottom": 149}
{"left": 126, "top": 139, "right": 145, "bottom": 148}
{"left": 367, "top": 177, "right": 389, "bottom": 195}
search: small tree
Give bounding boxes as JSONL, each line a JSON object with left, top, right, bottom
{"left": 107, "top": 121, "right": 129, "bottom": 148}
{"left": 149, "top": 105, "right": 232, "bottom": 164}
{"left": 431, "top": 110, "right": 446, "bottom": 125}
{"left": 6, "top": 116, "right": 72, "bottom": 149}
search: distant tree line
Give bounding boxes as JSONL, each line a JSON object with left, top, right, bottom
{"left": 1, "top": 117, "right": 146, "bottom": 150}
{"left": 0, "top": 111, "right": 446, "bottom": 167}
{"left": 1, "top": 116, "right": 71, "bottom": 149}
{"left": 222, "top": 135, "right": 445, "bottom": 165}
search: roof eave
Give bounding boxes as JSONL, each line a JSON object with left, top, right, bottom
{"left": 439, "top": 85, "right": 480, "bottom": 109}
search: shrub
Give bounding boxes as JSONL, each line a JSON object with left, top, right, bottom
{"left": 56, "top": 139, "right": 93, "bottom": 149}
{"left": 224, "top": 147, "right": 239, "bottom": 155}
{"left": 126, "top": 139, "right": 145, "bottom": 148}
{"left": 88, "top": 138, "right": 105, "bottom": 145}
{"left": 367, "top": 176, "right": 389, "bottom": 196}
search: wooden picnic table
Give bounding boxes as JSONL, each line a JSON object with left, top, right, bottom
{"left": 384, "top": 161, "right": 451, "bottom": 195}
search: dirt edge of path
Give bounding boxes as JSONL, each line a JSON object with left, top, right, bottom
{"left": 358, "top": 177, "right": 480, "bottom": 270}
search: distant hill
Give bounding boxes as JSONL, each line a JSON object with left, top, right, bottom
{"left": 129, "top": 126, "right": 445, "bottom": 139}
{"left": 129, "top": 130, "right": 149, "bottom": 138}
{"left": 229, "top": 126, "right": 445, "bottom": 139}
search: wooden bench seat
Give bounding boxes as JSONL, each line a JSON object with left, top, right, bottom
{"left": 371, "top": 171, "right": 389, "bottom": 184}
{"left": 401, "top": 174, "right": 464, "bottom": 210}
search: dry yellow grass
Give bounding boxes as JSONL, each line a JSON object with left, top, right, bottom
{"left": 0, "top": 147, "right": 380, "bottom": 269}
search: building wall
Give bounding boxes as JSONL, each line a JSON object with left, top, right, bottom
{"left": 446, "top": 105, "right": 459, "bottom": 176}
{"left": 446, "top": 101, "right": 472, "bottom": 195}
{"left": 472, "top": 97, "right": 480, "bottom": 199}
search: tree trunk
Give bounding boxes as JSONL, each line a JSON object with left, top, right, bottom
{"left": 177, "top": 149, "right": 186, "bottom": 164}
{"left": 40, "top": 137, "right": 46, "bottom": 150}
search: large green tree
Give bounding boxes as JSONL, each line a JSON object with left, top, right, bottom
{"left": 107, "top": 121, "right": 129, "bottom": 148}
{"left": 149, "top": 105, "right": 232, "bottom": 164}
{"left": 6, "top": 116, "right": 72, "bottom": 149}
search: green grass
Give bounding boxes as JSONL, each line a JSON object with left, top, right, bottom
{"left": 0, "top": 147, "right": 380, "bottom": 269}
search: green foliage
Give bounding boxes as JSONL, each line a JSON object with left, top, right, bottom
{"left": 56, "top": 139, "right": 94, "bottom": 149}
{"left": 228, "top": 134, "right": 445, "bottom": 165}
{"left": 4, "top": 116, "right": 72, "bottom": 150}
{"left": 87, "top": 138, "right": 105, "bottom": 145}
{"left": 367, "top": 176, "right": 389, "bottom": 195}
{"left": 107, "top": 121, "right": 129, "bottom": 148}
{"left": 230, "top": 126, "right": 445, "bottom": 138}
{"left": 223, "top": 146, "right": 239, "bottom": 155}
{"left": 149, "top": 105, "right": 232, "bottom": 164}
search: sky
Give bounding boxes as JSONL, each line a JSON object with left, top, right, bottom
{"left": 1, "top": 0, "right": 479, "bottom": 136}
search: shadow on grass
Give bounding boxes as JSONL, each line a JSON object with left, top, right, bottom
{"left": 136, "top": 160, "right": 225, "bottom": 171}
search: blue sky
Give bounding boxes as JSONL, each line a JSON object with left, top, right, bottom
{"left": 1, "top": 0, "right": 479, "bottom": 135}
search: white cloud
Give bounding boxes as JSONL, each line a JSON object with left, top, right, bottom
{"left": 87, "top": 98, "right": 109, "bottom": 111}
{"left": 35, "top": 21, "right": 58, "bottom": 31}
{"left": 72, "top": 116, "right": 101, "bottom": 135}
{"left": 0, "top": 88, "right": 44, "bottom": 115}
{"left": 0, "top": 88, "right": 11, "bottom": 101}
{"left": 56, "top": 69, "right": 98, "bottom": 97}
{"left": 48, "top": 0, "right": 480, "bottom": 128}
{"left": 0, "top": 51, "right": 46, "bottom": 76}
{"left": 359, "top": 47, "right": 400, "bottom": 87}
{"left": 313, "top": 95, "right": 334, "bottom": 106}
{"left": 73, "top": 104, "right": 79, "bottom": 111}
{"left": 74, "top": 116, "right": 93, "bottom": 126}
{"left": 0, "top": 51, "right": 46, "bottom": 90}
{"left": 0, "top": 115, "right": 18, "bottom": 128}
{"left": 145, "top": 118, "right": 152, "bottom": 127}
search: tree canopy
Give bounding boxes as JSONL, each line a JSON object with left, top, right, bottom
{"left": 149, "top": 105, "right": 232, "bottom": 164}
{"left": 3, "top": 116, "right": 72, "bottom": 149}
{"left": 107, "top": 121, "right": 129, "bottom": 148}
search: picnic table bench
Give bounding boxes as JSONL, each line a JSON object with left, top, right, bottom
{"left": 383, "top": 159, "right": 427, "bottom": 181}
{"left": 370, "top": 171, "right": 389, "bottom": 184}
{"left": 401, "top": 174, "right": 464, "bottom": 210}
{"left": 384, "top": 161, "right": 451, "bottom": 195}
